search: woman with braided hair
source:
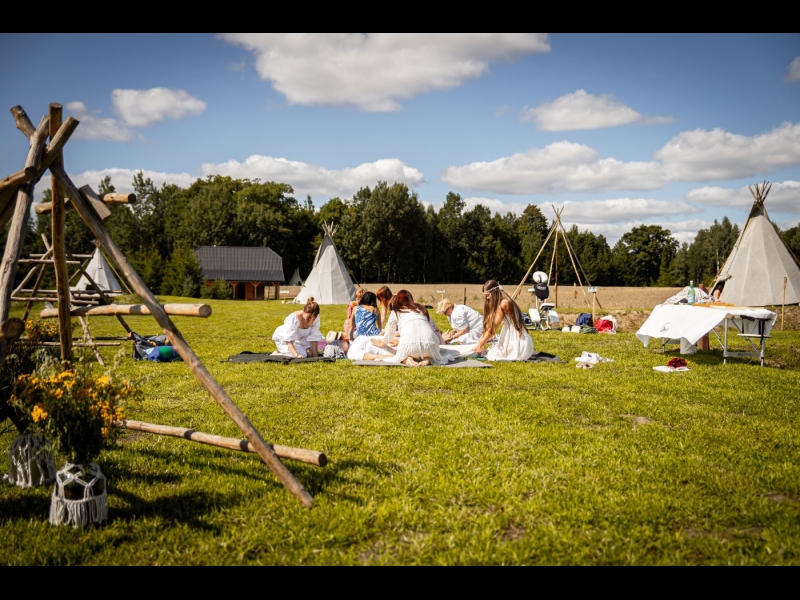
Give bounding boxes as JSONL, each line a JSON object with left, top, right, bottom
{"left": 471, "top": 280, "right": 533, "bottom": 361}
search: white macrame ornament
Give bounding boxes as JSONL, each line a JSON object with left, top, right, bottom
{"left": 49, "top": 462, "right": 108, "bottom": 527}
{"left": 7, "top": 434, "right": 56, "bottom": 487}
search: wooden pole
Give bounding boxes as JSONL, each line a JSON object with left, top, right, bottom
{"left": 50, "top": 103, "right": 72, "bottom": 366}
{"left": 0, "top": 317, "right": 25, "bottom": 341}
{"left": 592, "top": 291, "right": 596, "bottom": 323}
{"left": 35, "top": 192, "right": 137, "bottom": 214}
{"left": 782, "top": 276, "right": 787, "bottom": 331}
{"left": 0, "top": 115, "right": 49, "bottom": 369}
{"left": 39, "top": 303, "right": 212, "bottom": 318}
{"left": 0, "top": 166, "right": 36, "bottom": 194}
{"left": 511, "top": 221, "right": 558, "bottom": 300}
{"left": 11, "top": 106, "right": 314, "bottom": 508}
{"left": 117, "top": 419, "right": 328, "bottom": 467}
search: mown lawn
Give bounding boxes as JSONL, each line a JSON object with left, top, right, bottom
{"left": 2, "top": 297, "right": 799, "bottom": 565}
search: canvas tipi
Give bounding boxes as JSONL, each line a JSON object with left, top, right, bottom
{"left": 72, "top": 247, "right": 123, "bottom": 295}
{"left": 712, "top": 182, "right": 800, "bottom": 307}
{"left": 295, "top": 223, "right": 356, "bottom": 304}
{"left": 288, "top": 267, "right": 303, "bottom": 286}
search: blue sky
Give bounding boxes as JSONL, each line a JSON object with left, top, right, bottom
{"left": 1, "top": 33, "right": 799, "bottom": 245}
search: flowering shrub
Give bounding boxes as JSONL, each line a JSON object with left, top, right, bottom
{"left": 24, "top": 319, "right": 61, "bottom": 343}
{"left": 9, "top": 369, "right": 142, "bottom": 465}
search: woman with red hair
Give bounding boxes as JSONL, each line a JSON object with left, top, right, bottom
{"left": 377, "top": 289, "right": 448, "bottom": 367}
{"left": 471, "top": 280, "right": 533, "bottom": 361}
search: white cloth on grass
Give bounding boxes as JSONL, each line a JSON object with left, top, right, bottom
{"left": 346, "top": 335, "right": 393, "bottom": 361}
{"left": 272, "top": 313, "right": 322, "bottom": 356}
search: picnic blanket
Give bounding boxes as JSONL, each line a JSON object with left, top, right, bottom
{"left": 227, "top": 352, "right": 335, "bottom": 364}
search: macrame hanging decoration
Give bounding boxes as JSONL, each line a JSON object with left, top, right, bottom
{"left": 7, "top": 434, "right": 56, "bottom": 487}
{"left": 49, "top": 462, "right": 108, "bottom": 527}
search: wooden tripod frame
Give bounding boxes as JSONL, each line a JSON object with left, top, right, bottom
{"left": 0, "top": 103, "right": 318, "bottom": 507}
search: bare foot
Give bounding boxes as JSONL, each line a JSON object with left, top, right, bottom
{"left": 418, "top": 359, "right": 430, "bottom": 367}
{"left": 404, "top": 357, "right": 419, "bottom": 367}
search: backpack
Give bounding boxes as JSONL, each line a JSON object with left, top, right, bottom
{"left": 576, "top": 313, "right": 593, "bottom": 327}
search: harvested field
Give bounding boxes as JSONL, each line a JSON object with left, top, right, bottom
{"left": 280, "top": 283, "right": 800, "bottom": 332}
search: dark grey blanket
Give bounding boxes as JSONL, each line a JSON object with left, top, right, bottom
{"left": 227, "top": 352, "right": 335, "bottom": 364}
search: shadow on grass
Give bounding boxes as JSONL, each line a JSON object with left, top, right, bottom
{"left": 300, "top": 458, "right": 403, "bottom": 501}
{"left": 0, "top": 492, "right": 52, "bottom": 522}
{"left": 107, "top": 487, "right": 232, "bottom": 532}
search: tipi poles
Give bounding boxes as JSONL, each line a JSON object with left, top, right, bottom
{"left": 50, "top": 103, "right": 72, "bottom": 365}
{"left": 0, "top": 115, "right": 49, "bottom": 369}
{"left": 12, "top": 106, "right": 314, "bottom": 508}
{"left": 511, "top": 221, "right": 558, "bottom": 300}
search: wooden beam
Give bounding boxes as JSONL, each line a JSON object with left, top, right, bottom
{"left": 117, "top": 419, "right": 328, "bottom": 468}
{"left": 0, "top": 114, "right": 49, "bottom": 370}
{"left": 39, "top": 303, "right": 212, "bottom": 318}
{"left": 34, "top": 192, "right": 137, "bottom": 215}
{"left": 103, "top": 192, "right": 136, "bottom": 204}
{"left": 79, "top": 185, "right": 112, "bottom": 222}
{"left": 0, "top": 166, "right": 36, "bottom": 194}
{"left": 0, "top": 317, "right": 25, "bottom": 341}
{"left": 50, "top": 103, "right": 72, "bottom": 365}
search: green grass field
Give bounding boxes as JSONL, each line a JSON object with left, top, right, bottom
{"left": 2, "top": 297, "right": 799, "bottom": 565}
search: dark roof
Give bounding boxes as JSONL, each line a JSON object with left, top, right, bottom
{"left": 196, "top": 246, "right": 284, "bottom": 283}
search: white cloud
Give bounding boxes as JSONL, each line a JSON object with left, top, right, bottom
{"left": 654, "top": 122, "right": 800, "bottom": 180}
{"left": 786, "top": 57, "right": 800, "bottom": 82}
{"left": 550, "top": 198, "right": 702, "bottom": 224}
{"left": 443, "top": 140, "right": 667, "bottom": 194}
{"left": 218, "top": 33, "right": 550, "bottom": 112}
{"left": 66, "top": 101, "right": 131, "bottom": 142}
{"left": 520, "top": 90, "right": 673, "bottom": 131}
{"left": 201, "top": 155, "right": 424, "bottom": 200}
{"left": 494, "top": 105, "right": 510, "bottom": 118}
{"left": 687, "top": 180, "right": 800, "bottom": 213}
{"left": 69, "top": 168, "right": 197, "bottom": 196}
{"left": 462, "top": 197, "right": 530, "bottom": 215}
{"left": 443, "top": 122, "right": 800, "bottom": 194}
{"left": 112, "top": 88, "right": 206, "bottom": 127}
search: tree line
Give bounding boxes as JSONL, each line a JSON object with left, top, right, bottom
{"left": 6, "top": 173, "right": 800, "bottom": 296}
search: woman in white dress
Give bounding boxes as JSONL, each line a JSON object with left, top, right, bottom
{"left": 436, "top": 298, "right": 484, "bottom": 344}
{"left": 376, "top": 290, "right": 449, "bottom": 367}
{"left": 471, "top": 280, "right": 534, "bottom": 361}
{"left": 271, "top": 297, "right": 323, "bottom": 358}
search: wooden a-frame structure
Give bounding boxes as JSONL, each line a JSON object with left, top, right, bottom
{"left": 511, "top": 206, "right": 602, "bottom": 311}
{"left": 0, "top": 103, "right": 320, "bottom": 507}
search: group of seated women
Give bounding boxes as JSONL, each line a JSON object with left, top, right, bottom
{"left": 271, "top": 280, "right": 534, "bottom": 364}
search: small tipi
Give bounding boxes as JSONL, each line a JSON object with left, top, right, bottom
{"left": 72, "top": 247, "right": 123, "bottom": 295}
{"left": 288, "top": 267, "right": 303, "bottom": 286}
{"left": 295, "top": 223, "right": 356, "bottom": 305}
{"left": 712, "top": 182, "right": 800, "bottom": 307}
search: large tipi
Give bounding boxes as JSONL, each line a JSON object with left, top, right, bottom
{"left": 71, "top": 246, "right": 123, "bottom": 295}
{"left": 712, "top": 182, "right": 800, "bottom": 307}
{"left": 295, "top": 223, "right": 356, "bottom": 305}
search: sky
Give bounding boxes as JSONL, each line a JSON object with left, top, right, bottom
{"left": 1, "top": 33, "right": 799, "bottom": 246}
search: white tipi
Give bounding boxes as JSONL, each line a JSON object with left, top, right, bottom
{"left": 712, "top": 182, "right": 800, "bottom": 307}
{"left": 72, "top": 247, "right": 123, "bottom": 295}
{"left": 295, "top": 223, "right": 356, "bottom": 305}
{"left": 288, "top": 267, "right": 303, "bottom": 286}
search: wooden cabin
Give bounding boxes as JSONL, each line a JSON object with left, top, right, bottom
{"left": 196, "top": 246, "right": 285, "bottom": 300}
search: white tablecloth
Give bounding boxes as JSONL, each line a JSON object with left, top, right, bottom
{"left": 635, "top": 304, "right": 777, "bottom": 347}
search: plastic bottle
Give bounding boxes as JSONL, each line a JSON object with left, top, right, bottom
{"left": 687, "top": 280, "right": 695, "bottom": 305}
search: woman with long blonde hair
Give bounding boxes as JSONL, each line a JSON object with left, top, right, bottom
{"left": 271, "top": 297, "right": 323, "bottom": 358}
{"left": 471, "top": 280, "right": 533, "bottom": 361}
